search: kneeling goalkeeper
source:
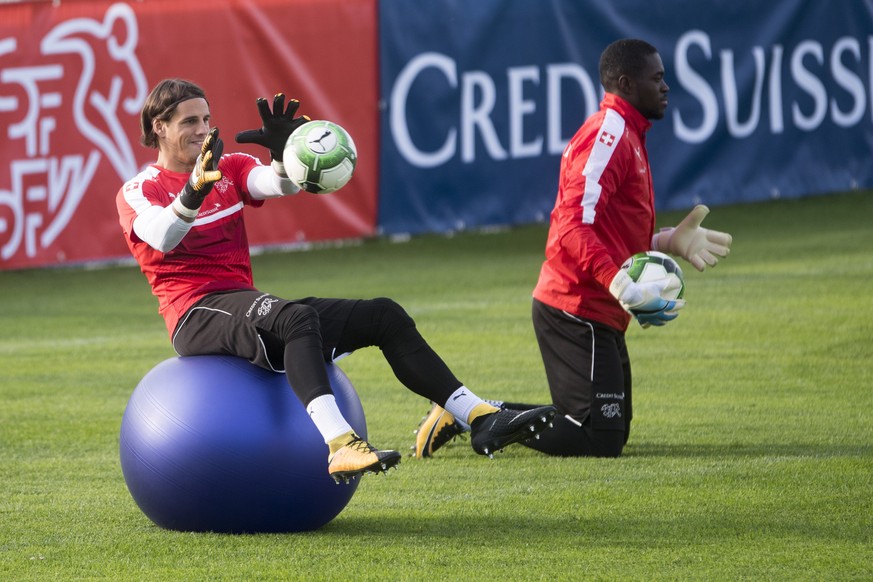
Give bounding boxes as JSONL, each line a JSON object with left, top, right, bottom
{"left": 411, "top": 40, "right": 732, "bottom": 459}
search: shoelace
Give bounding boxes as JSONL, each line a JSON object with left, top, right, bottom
{"left": 345, "top": 436, "right": 376, "bottom": 454}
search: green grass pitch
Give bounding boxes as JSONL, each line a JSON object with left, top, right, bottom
{"left": 1, "top": 191, "right": 871, "bottom": 580}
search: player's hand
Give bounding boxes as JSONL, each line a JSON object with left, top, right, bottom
{"left": 179, "top": 128, "right": 223, "bottom": 210}
{"left": 609, "top": 270, "right": 685, "bottom": 328}
{"left": 652, "top": 205, "right": 732, "bottom": 272}
{"left": 235, "top": 94, "right": 310, "bottom": 163}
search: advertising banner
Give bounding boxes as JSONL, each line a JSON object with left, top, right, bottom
{"left": 378, "top": 0, "right": 873, "bottom": 234}
{"left": 5, "top": 0, "right": 872, "bottom": 269}
{"left": 0, "top": 0, "right": 379, "bottom": 270}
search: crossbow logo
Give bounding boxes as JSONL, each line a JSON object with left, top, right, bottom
{"left": 600, "top": 402, "right": 621, "bottom": 419}
{"left": 257, "top": 297, "right": 280, "bottom": 317}
{"left": 0, "top": 3, "right": 147, "bottom": 261}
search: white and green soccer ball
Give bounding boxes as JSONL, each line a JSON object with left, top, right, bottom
{"left": 283, "top": 120, "right": 357, "bottom": 194}
{"left": 620, "top": 250, "right": 685, "bottom": 300}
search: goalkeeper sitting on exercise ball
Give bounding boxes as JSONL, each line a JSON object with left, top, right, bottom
{"left": 411, "top": 39, "right": 733, "bottom": 459}
{"left": 116, "top": 78, "right": 556, "bottom": 483}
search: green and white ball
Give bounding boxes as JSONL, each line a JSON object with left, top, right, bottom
{"left": 283, "top": 120, "right": 357, "bottom": 194}
{"left": 620, "top": 251, "right": 685, "bottom": 300}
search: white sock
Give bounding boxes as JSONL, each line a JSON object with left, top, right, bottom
{"left": 443, "top": 386, "right": 490, "bottom": 425}
{"left": 306, "top": 394, "right": 354, "bottom": 443}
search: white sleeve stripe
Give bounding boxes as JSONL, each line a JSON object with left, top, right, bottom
{"left": 193, "top": 202, "right": 244, "bottom": 226}
{"left": 579, "top": 110, "right": 625, "bottom": 224}
{"left": 121, "top": 167, "right": 160, "bottom": 214}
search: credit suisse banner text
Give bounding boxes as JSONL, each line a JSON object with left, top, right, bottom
{"left": 379, "top": 0, "right": 873, "bottom": 234}
{"left": 1, "top": 0, "right": 870, "bottom": 269}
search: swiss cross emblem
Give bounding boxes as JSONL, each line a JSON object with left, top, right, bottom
{"left": 599, "top": 131, "right": 616, "bottom": 147}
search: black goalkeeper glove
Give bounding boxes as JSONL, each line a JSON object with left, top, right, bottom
{"left": 235, "top": 93, "right": 310, "bottom": 162}
{"left": 179, "top": 127, "right": 223, "bottom": 211}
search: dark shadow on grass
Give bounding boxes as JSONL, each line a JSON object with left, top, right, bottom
{"left": 623, "top": 442, "right": 870, "bottom": 459}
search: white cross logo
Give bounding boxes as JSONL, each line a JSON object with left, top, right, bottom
{"left": 599, "top": 131, "right": 615, "bottom": 147}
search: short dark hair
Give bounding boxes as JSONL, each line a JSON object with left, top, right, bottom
{"left": 599, "top": 39, "right": 659, "bottom": 92}
{"left": 140, "top": 78, "right": 207, "bottom": 148}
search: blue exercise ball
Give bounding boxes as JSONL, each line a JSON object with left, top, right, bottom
{"left": 119, "top": 356, "right": 367, "bottom": 533}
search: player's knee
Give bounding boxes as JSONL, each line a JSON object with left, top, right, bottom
{"left": 369, "top": 297, "right": 416, "bottom": 334}
{"left": 363, "top": 297, "right": 427, "bottom": 358}
{"left": 589, "top": 429, "right": 626, "bottom": 458}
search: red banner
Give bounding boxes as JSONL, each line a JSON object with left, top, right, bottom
{"left": 0, "top": 0, "right": 378, "bottom": 270}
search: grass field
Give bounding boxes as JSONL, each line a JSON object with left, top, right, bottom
{"left": 1, "top": 191, "right": 871, "bottom": 580}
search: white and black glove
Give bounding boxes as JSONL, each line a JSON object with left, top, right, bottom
{"left": 652, "top": 205, "right": 732, "bottom": 272}
{"left": 235, "top": 93, "right": 309, "bottom": 178}
{"left": 609, "top": 269, "right": 685, "bottom": 328}
{"left": 175, "top": 127, "right": 223, "bottom": 219}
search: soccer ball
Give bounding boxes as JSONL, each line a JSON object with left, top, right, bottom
{"left": 283, "top": 120, "right": 357, "bottom": 194}
{"left": 620, "top": 251, "right": 685, "bottom": 300}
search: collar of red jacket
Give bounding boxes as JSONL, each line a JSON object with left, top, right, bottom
{"left": 601, "top": 93, "right": 653, "bottom": 135}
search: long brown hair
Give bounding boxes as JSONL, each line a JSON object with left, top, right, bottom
{"left": 140, "top": 79, "right": 208, "bottom": 148}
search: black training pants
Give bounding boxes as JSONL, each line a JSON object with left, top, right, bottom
{"left": 171, "top": 290, "right": 462, "bottom": 407}
{"left": 522, "top": 299, "right": 631, "bottom": 457}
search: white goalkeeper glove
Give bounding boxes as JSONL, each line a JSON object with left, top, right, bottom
{"left": 609, "top": 269, "right": 685, "bottom": 328}
{"left": 652, "top": 205, "right": 732, "bottom": 272}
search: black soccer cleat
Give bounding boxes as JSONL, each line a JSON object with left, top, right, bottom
{"left": 470, "top": 406, "right": 556, "bottom": 458}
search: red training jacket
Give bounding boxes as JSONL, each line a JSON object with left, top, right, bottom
{"left": 533, "top": 93, "right": 656, "bottom": 332}
{"left": 116, "top": 153, "right": 264, "bottom": 336}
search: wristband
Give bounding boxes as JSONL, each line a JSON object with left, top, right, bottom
{"left": 271, "top": 159, "right": 289, "bottom": 178}
{"left": 651, "top": 227, "right": 673, "bottom": 252}
{"left": 608, "top": 269, "right": 633, "bottom": 301}
{"left": 172, "top": 195, "right": 199, "bottom": 220}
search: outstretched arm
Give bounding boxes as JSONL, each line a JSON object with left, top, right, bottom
{"left": 652, "top": 205, "right": 732, "bottom": 272}
{"left": 247, "top": 164, "right": 300, "bottom": 199}
{"left": 132, "top": 128, "right": 224, "bottom": 252}
{"left": 236, "top": 93, "right": 310, "bottom": 178}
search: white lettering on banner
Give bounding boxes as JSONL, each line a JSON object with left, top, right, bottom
{"left": 508, "top": 66, "right": 542, "bottom": 158}
{"left": 769, "top": 45, "right": 785, "bottom": 133}
{"left": 390, "top": 52, "right": 457, "bottom": 168}
{"left": 547, "top": 63, "right": 599, "bottom": 155}
{"left": 0, "top": 3, "right": 147, "bottom": 261}
{"left": 721, "top": 47, "right": 766, "bottom": 138}
{"left": 673, "top": 31, "right": 720, "bottom": 142}
{"left": 461, "top": 70, "right": 507, "bottom": 162}
{"left": 831, "top": 37, "right": 866, "bottom": 127}
{"left": 673, "top": 30, "right": 871, "bottom": 143}
{"left": 791, "top": 40, "right": 827, "bottom": 131}
{"left": 389, "top": 51, "right": 599, "bottom": 168}
{"left": 392, "top": 32, "right": 873, "bottom": 167}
